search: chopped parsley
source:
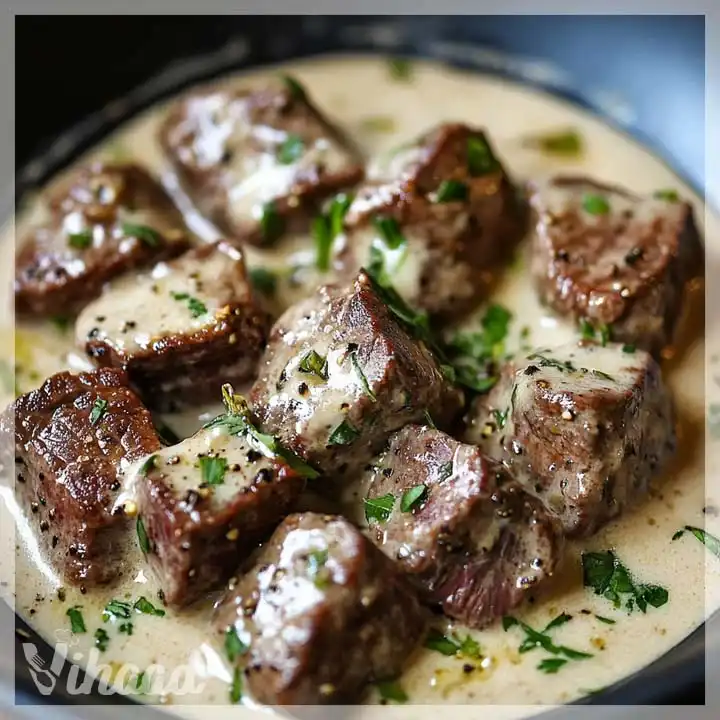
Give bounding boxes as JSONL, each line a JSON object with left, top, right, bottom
{"left": 368, "top": 215, "right": 408, "bottom": 285}
{"left": 672, "top": 525, "right": 720, "bottom": 558}
{"left": 579, "top": 320, "right": 611, "bottom": 346}
{"left": 199, "top": 456, "right": 228, "bottom": 486}
{"left": 387, "top": 58, "right": 413, "bottom": 81}
{"left": 364, "top": 493, "right": 395, "bottom": 524}
{"left": 249, "top": 267, "right": 278, "bottom": 296}
{"left": 350, "top": 350, "right": 376, "bottom": 401}
{"left": 538, "top": 657, "right": 568, "bottom": 674}
{"left": 204, "top": 384, "right": 319, "bottom": 479}
{"left": 467, "top": 135, "right": 498, "bottom": 176}
{"left": 121, "top": 223, "right": 161, "bottom": 247}
{"left": 313, "top": 193, "right": 353, "bottom": 271}
{"left": 424, "top": 628, "right": 482, "bottom": 659}
{"left": 435, "top": 180, "right": 468, "bottom": 203}
{"left": 229, "top": 666, "right": 243, "bottom": 704}
{"left": 581, "top": 550, "right": 669, "bottom": 612}
{"left": 103, "top": 599, "right": 132, "bottom": 621}
{"left": 622, "top": 344, "right": 636, "bottom": 354}
{"left": 259, "top": 201, "right": 285, "bottom": 244}
{"left": 503, "top": 614, "right": 592, "bottom": 661}
{"left": 595, "top": 615, "right": 616, "bottom": 625}
{"left": 523, "top": 129, "right": 583, "bottom": 157}
{"left": 89, "top": 398, "right": 108, "bottom": 425}
{"left": 224, "top": 626, "right": 248, "bottom": 662}
{"left": 654, "top": 189, "right": 679, "bottom": 202}
{"left": 134, "top": 596, "right": 166, "bottom": 617}
{"left": 66, "top": 606, "right": 86, "bottom": 634}
{"left": 170, "top": 291, "right": 207, "bottom": 318}
{"left": 119, "top": 622, "right": 134, "bottom": 635}
{"left": 139, "top": 454, "right": 157, "bottom": 476}
{"left": 298, "top": 349, "right": 328, "bottom": 380}
{"left": 328, "top": 419, "right": 360, "bottom": 446}
{"left": 306, "top": 548, "right": 330, "bottom": 588}
{"left": 281, "top": 74, "right": 307, "bottom": 100}
{"left": 376, "top": 679, "right": 408, "bottom": 704}
{"left": 136, "top": 516, "right": 151, "bottom": 554}
{"left": 155, "top": 420, "right": 181, "bottom": 446}
{"left": 277, "top": 134, "right": 305, "bottom": 164}
{"left": 68, "top": 230, "right": 93, "bottom": 249}
{"left": 400, "top": 484, "right": 427, "bottom": 513}
{"left": 581, "top": 193, "right": 610, "bottom": 216}
{"left": 492, "top": 408, "right": 509, "bottom": 430}
{"left": 94, "top": 628, "right": 110, "bottom": 652}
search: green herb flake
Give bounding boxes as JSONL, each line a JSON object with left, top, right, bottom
{"left": 298, "top": 349, "right": 328, "bottom": 380}
{"left": 595, "top": 615, "right": 616, "bottom": 625}
{"left": 654, "top": 189, "right": 679, "bottom": 202}
{"left": 133, "top": 596, "right": 166, "bottom": 617}
{"left": 581, "top": 550, "right": 669, "bottom": 613}
{"left": 328, "top": 419, "right": 360, "bottom": 446}
{"left": 582, "top": 193, "right": 611, "bottom": 216}
{"left": 503, "top": 614, "right": 592, "bottom": 660}
{"left": 387, "top": 58, "right": 413, "bottom": 82}
{"left": 170, "top": 291, "right": 207, "bottom": 318}
{"left": 306, "top": 548, "right": 330, "bottom": 588}
{"left": 249, "top": 267, "right": 278, "bottom": 296}
{"left": 467, "top": 135, "right": 498, "bottom": 177}
{"left": 364, "top": 493, "right": 395, "bottom": 524}
{"left": 538, "top": 657, "right": 568, "bottom": 674}
{"left": 622, "top": 344, "right": 636, "bottom": 354}
{"left": 199, "top": 456, "right": 228, "bottom": 486}
{"left": 205, "top": 385, "right": 320, "bottom": 479}
{"left": 492, "top": 408, "right": 509, "bottom": 430}
{"left": 102, "top": 599, "right": 132, "bottom": 621}
{"left": 580, "top": 319, "right": 595, "bottom": 341}
{"left": 89, "top": 398, "right": 108, "bottom": 425}
{"left": 676, "top": 525, "right": 720, "bottom": 558}
{"left": 599, "top": 324, "right": 612, "bottom": 346}
{"left": 376, "top": 679, "right": 408, "bottom": 704}
{"left": 400, "top": 484, "right": 427, "bottom": 513}
{"left": 119, "top": 622, "right": 134, "bottom": 635}
{"left": 524, "top": 129, "right": 583, "bottom": 157}
{"left": 224, "top": 626, "right": 248, "bottom": 663}
{"left": 121, "top": 223, "right": 161, "bottom": 247}
{"left": 350, "top": 351, "right": 376, "bottom": 401}
{"left": 277, "top": 134, "right": 305, "bottom": 164}
{"left": 66, "top": 606, "right": 86, "bottom": 634}
{"left": 435, "top": 180, "right": 469, "bottom": 203}
{"left": 94, "top": 628, "right": 110, "bottom": 652}
{"left": 281, "top": 74, "right": 307, "bottom": 100}
{"left": 229, "top": 666, "right": 243, "bottom": 704}
{"left": 136, "top": 515, "right": 151, "bottom": 554}
{"left": 314, "top": 193, "right": 353, "bottom": 272}
{"left": 139, "top": 455, "right": 157, "bottom": 476}
{"left": 68, "top": 230, "right": 93, "bottom": 250}
{"left": 155, "top": 420, "right": 181, "bottom": 446}
{"left": 259, "top": 200, "right": 285, "bottom": 244}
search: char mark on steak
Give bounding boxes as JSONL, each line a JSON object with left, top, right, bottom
{"left": 213, "top": 512, "right": 426, "bottom": 705}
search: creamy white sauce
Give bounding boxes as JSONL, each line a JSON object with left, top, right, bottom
{"left": 1, "top": 55, "right": 719, "bottom": 719}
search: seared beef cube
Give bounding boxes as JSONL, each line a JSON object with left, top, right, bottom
{"left": 464, "top": 340, "right": 676, "bottom": 537}
{"left": 160, "top": 79, "right": 364, "bottom": 247}
{"left": 364, "top": 425, "right": 563, "bottom": 628}
{"left": 250, "top": 270, "right": 464, "bottom": 482}
{"left": 135, "top": 414, "right": 306, "bottom": 607}
{"left": 77, "top": 241, "right": 269, "bottom": 412}
{"left": 15, "top": 163, "right": 191, "bottom": 317}
{"left": 335, "top": 123, "right": 523, "bottom": 315}
{"left": 530, "top": 175, "right": 703, "bottom": 355}
{"left": 213, "top": 512, "right": 426, "bottom": 705}
{"left": 5, "top": 368, "right": 161, "bottom": 585}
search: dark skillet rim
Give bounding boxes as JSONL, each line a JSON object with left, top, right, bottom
{"left": 7, "top": 22, "right": 710, "bottom": 714}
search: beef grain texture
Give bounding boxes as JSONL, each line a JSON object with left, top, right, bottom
{"left": 530, "top": 175, "right": 703, "bottom": 355}
{"left": 213, "top": 512, "right": 427, "bottom": 705}
{"left": 77, "top": 241, "right": 269, "bottom": 411}
{"left": 15, "top": 163, "right": 191, "bottom": 317}
{"left": 464, "top": 340, "right": 677, "bottom": 537}
{"left": 250, "top": 269, "right": 464, "bottom": 484}
{"left": 364, "top": 424, "right": 563, "bottom": 628}
{"left": 136, "top": 422, "right": 305, "bottom": 607}
{"left": 336, "top": 122, "right": 525, "bottom": 315}
{"left": 4, "top": 368, "right": 161, "bottom": 585}
{"left": 160, "top": 79, "right": 364, "bottom": 246}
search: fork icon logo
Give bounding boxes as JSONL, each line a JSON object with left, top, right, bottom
{"left": 22, "top": 642, "right": 59, "bottom": 696}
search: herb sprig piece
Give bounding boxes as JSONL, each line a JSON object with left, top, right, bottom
{"left": 672, "top": 525, "right": 720, "bottom": 558}
{"left": 364, "top": 493, "right": 395, "bottom": 524}
{"left": 424, "top": 628, "right": 482, "bottom": 659}
{"left": 503, "top": 614, "right": 592, "bottom": 663}
{"left": 313, "top": 193, "right": 353, "bottom": 271}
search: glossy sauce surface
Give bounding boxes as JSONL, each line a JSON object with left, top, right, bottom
{"left": 1, "top": 56, "right": 719, "bottom": 718}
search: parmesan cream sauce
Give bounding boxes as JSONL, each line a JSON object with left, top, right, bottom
{"left": 1, "top": 55, "right": 719, "bottom": 719}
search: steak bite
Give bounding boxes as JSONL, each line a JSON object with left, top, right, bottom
{"left": 15, "top": 163, "right": 191, "bottom": 317}
{"left": 5, "top": 368, "right": 161, "bottom": 585}
{"left": 364, "top": 424, "right": 563, "bottom": 628}
{"left": 77, "top": 241, "right": 269, "bottom": 412}
{"left": 159, "top": 78, "right": 364, "bottom": 247}
{"left": 529, "top": 175, "right": 703, "bottom": 355}
{"left": 133, "top": 393, "right": 307, "bottom": 607}
{"left": 213, "top": 512, "right": 426, "bottom": 705}
{"left": 334, "top": 123, "right": 524, "bottom": 315}
{"left": 464, "top": 340, "right": 676, "bottom": 537}
{"left": 250, "top": 270, "right": 464, "bottom": 483}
